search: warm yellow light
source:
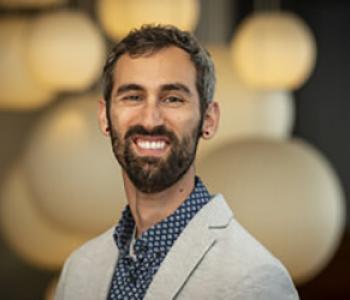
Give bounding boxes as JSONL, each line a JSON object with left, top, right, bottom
{"left": 97, "top": 0, "right": 200, "bottom": 40}
{"left": 26, "top": 11, "right": 106, "bottom": 91}
{"left": 198, "top": 139, "right": 345, "bottom": 284}
{"left": 0, "top": 165, "right": 89, "bottom": 270}
{"left": 197, "top": 46, "right": 294, "bottom": 160}
{"left": 0, "top": 18, "right": 54, "bottom": 110}
{"left": 231, "top": 12, "right": 316, "bottom": 90}
{"left": 23, "top": 94, "right": 125, "bottom": 235}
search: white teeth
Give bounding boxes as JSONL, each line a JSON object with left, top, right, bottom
{"left": 137, "top": 140, "right": 165, "bottom": 150}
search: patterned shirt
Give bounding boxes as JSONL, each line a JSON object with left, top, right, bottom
{"left": 107, "top": 177, "right": 212, "bottom": 300}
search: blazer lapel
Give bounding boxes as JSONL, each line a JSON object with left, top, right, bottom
{"left": 144, "top": 194, "right": 232, "bottom": 300}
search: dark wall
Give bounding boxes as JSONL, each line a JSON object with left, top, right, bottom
{"left": 288, "top": 0, "right": 350, "bottom": 227}
{"left": 282, "top": 1, "right": 350, "bottom": 298}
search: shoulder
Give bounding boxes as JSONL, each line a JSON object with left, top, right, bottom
{"left": 54, "top": 227, "right": 117, "bottom": 300}
{"left": 207, "top": 194, "right": 285, "bottom": 270}
{"left": 187, "top": 195, "right": 299, "bottom": 299}
{"left": 217, "top": 216, "right": 297, "bottom": 288}
{"left": 61, "top": 226, "right": 117, "bottom": 278}
{"left": 69, "top": 227, "right": 116, "bottom": 261}
{"left": 203, "top": 213, "right": 289, "bottom": 279}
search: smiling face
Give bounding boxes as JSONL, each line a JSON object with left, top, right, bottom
{"left": 101, "top": 46, "right": 202, "bottom": 193}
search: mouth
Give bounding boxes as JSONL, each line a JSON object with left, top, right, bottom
{"left": 131, "top": 135, "right": 170, "bottom": 156}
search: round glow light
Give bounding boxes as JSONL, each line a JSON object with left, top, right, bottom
{"left": 23, "top": 94, "right": 125, "bottom": 235}
{"left": 231, "top": 12, "right": 316, "bottom": 90}
{"left": 0, "top": 164, "right": 89, "bottom": 270}
{"left": 198, "top": 139, "right": 345, "bottom": 284}
{"left": 97, "top": 0, "right": 200, "bottom": 40}
{"left": 27, "top": 11, "right": 106, "bottom": 91}
{"left": 197, "top": 46, "right": 294, "bottom": 160}
{"left": 0, "top": 18, "right": 54, "bottom": 110}
{"left": 0, "top": 0, "right": 66, "bottom": 8}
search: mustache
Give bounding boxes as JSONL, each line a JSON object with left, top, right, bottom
{"left": 124, "top": 125, "right": 177, "bottom": 141}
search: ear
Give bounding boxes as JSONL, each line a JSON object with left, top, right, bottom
{"left": 98, "top": 98, "right": 110, "bottom": 137}
{"left": 201, "top": 101, "right": 220, "bottom": 140}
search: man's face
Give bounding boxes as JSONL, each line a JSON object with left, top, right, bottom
{"left": 107, "top": 47, "right": 202, "bottom": 193}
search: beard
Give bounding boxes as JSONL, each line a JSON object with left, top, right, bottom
{"left": 109, "top": 124, "right": 201, "bottom": 193}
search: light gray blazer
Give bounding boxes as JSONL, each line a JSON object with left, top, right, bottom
{"left": 54, "top": 195, "right": 299, "bottom": 300}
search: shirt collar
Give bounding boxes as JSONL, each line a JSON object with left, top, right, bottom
{"left": 113, "top": 176, "right": 212, "bottom": 257}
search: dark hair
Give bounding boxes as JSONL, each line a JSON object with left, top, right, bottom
{"left": 102, "top": 24, "right": 216, "bottom": 119}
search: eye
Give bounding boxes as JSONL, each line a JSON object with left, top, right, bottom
{"left": 122, "top": 94, "right": 142, "bottom": 102}
{"left": 162, "top": 96, "right": 185, "bottom": 106}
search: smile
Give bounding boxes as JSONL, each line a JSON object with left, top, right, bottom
{"left": 137, "top": 140, "right": 166, "bottom": 150}
{"left": 132, "top": 136, "right": 170, "bottom": 154}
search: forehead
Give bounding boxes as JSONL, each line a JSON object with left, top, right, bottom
{"left": 112, "top": 46, "right": 197, "bottom": 93}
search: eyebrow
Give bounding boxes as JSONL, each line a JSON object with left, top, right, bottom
{"left": 114, "top": 82, "right": 193, "bottom": 97}
{"left": 160, "top": 83, "right": 193, "bottom": 96}
{"left": 115, "top": 84, "right": 145, "bottom": 96}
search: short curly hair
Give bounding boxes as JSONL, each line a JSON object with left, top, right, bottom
{"left": 102, "top": 24, "right": 216, "bottom": 119}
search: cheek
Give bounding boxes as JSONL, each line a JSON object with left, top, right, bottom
{"left": 169, "top": 115, "right": 201, "bottom": 139}
{"left": 111, "top": 105, "right": 142, "bottom": 125}
{"left": 109, "top": 108, "right": 131, "bottom": 133}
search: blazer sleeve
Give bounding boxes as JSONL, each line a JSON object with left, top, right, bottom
{"left": 231, "top": 263, "right": 299, "bottom": 300}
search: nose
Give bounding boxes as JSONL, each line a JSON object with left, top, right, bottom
{"left": 139, "top": 100, "right": 164, "bottom": 130}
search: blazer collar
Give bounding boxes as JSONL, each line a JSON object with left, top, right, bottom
{"left": 93, "top": 194, "right": 233, "bottom": 300}
{"left": 145, "top": 194, "right": 232, "bottom": 300}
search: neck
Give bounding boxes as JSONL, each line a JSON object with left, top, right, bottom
{"left": 122, "top": 166, "right": 196, "bottom": 238}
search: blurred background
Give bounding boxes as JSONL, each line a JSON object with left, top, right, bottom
{"left": 0, "top": 0, "right": 349, "bottom": 299}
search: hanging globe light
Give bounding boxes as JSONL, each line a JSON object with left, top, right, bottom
{"left": 0, "top": 18, "right": 54, "bottom": 110}
{"left": 231, "top": 12, "right": 317, "bottom": 90}
{"left": 23, "top": 94, "right": 125, "bottom": 235}
{"left": 0, "top": 164, "right": 89, "bottom": 270}
{"left": 97, "top": 0, "right": 200, "bottom": 40}
{"left": 197, "top": 45, "right": 294, "bottom": 160}
{"left": 26, "top": 11, "right": 106, "bottom": 92}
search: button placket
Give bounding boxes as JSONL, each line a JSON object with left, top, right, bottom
{"left": 108, "top": 177, "right": 212, "bottom": 300}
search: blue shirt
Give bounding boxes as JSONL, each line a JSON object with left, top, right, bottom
{"left": 107, "top": 177, "right": 212, "bottom": 300}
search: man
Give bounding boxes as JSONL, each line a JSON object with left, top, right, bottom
{"left": 55, "top": 25, "right": 299, "bottom": 300}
